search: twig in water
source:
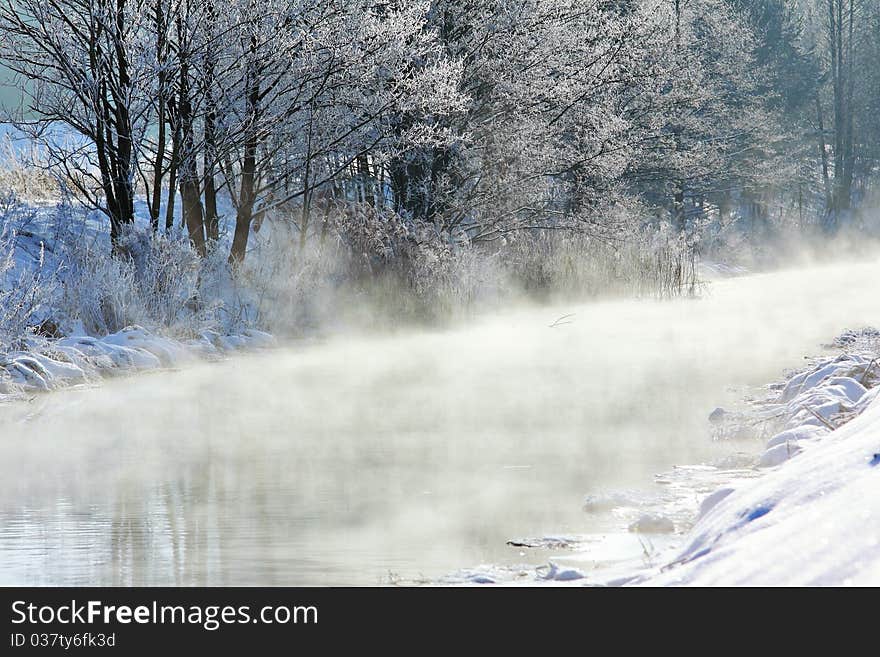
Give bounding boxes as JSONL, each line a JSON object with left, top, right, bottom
{"left": 549, "top": 313, "right": 575, "bottom": 328}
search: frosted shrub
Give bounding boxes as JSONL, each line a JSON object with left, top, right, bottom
{"left": 119, "top": 228, "right": 205, "bottom": 331}
{"left": 0, "top": 137, "right": 58, "bottom": 201}
{"left": 228, "top": 217, "right": 351, "bottom": 333}
{"left": 56, "top": 225, "right": 207, "bottom": 337}
{"left": 218, "top": 205, "right": 475, "bottom": 334}
{"left": 238, "top": 200, "right": 702, "bottom": 336}
{"left": 325, "top": 204, "right": 482, "bottom": 322}
{"left": 0, "top": 195, "right": 58, "bottom": 343}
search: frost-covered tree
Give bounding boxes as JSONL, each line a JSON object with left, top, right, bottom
{"left": 795, "top": 0, "right": 879, "bottom": 225}
{"left": 2, "top": 0, "right": 878, "bottom": 269}
{"left": 200, "top": 0, "right": 465, "bottom": 262}
{"left": 380, "top": 0, "right": 680, "bottom": 240}
{"left": 0, "top": 0, "right": 153, "bottom": 250}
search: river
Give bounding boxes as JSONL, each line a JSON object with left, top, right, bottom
{"left": 1, "top": 258, "right": 879, "bottom": 585}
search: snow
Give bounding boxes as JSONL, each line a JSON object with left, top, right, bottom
{"left": 779, "top": 355, "right": 872, "bottom": 402}
{"left": 0, "top": 325, "right": 276, "bottom": 401}
{"left": 756, "top": 440, "right": 803, "bottom": 467}
{"left": 0, "top": 188, "right": 282, "bottom": 402}
{"left": 697, "top": 487, "right": 735, "bottom": 519}
{"left": 452, "top": 331, "right": 880, "bottom": 587}
{"left": 100, "top": 326, "right": 191, "bottom": 367}
{"left": 765, "top": 424, "right": 826, "bottom": 449}
{"left": 538, "top": 563, "right": 585, "bottom": 582}
{"left": 637, "top": 345, "right": 880, "bottom": 585}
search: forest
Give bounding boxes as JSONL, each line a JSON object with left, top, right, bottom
{"left": 0, "top": 0, "right": 879, "bottom": 336}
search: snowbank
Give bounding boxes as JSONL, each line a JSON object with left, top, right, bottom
{"left": 642, "top": 348, "right": 880, "bottom": 585}
{"left": 0, "top": 197, "right": 280, "bottom": 401}
{"left": 449, "top": 336, "right": 880, "bottom": 587}
{"left": 0, "top": 325, "right": 276, "bottom": 401}
{"left": 437, "top": 329, "right": 880, "bottom": 587}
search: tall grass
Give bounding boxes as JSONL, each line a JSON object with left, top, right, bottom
{"left": 231, "top": 205, "right": 702, "bottom": 335}
{"left": 0, "top": 135, "right": 58, "bottom": 201}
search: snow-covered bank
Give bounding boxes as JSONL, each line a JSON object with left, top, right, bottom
{"left": 0, "top": 189, "right": 281, "bottom": 401}
{"left": 0, "top": 325, "right": 275, "bottom": 401}
{"left": 638, "top": 345, "right": 880, "bottom": 586}
{"left": 441, "top": 328, "right": 880, "bottom": 586}
{"left": 622, "top": 334, "right": 880, "bottom": 585}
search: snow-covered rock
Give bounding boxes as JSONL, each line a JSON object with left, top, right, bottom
{"left": 8, "top": 350, "right": 87, "bottom": 384}
{"left": 780, "top": 356, "right": 872, "bottom": 403}
{"left": 765, "top": 425, "right": 827, "bottom": 449}
{"left": 539, "top": 563, "right": 585, "bottom": 582}
{"left": 757, "top": 441, "right": 803, "bottom": 468}
{"left": 102, "top": 325, "right": 190, "bottom": 367}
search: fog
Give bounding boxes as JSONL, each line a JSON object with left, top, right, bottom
{"left": 1, "top": 256, "right": 879, "bottom": 585}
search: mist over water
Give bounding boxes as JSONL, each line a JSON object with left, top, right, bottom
{"left": 1, "top": 257, "right": 879, "bottom": 585}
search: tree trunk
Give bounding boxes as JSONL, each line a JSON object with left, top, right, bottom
{"left": 203, "top": 0, "right": 220, "bottom": 244}
{"left": 102, "top": 0, "right": 136, "bottom": 253}
{"left": 176, "top": 12, "right": 206, "bottom": 256}
{"left": 827, "top": 0, "right": 856, "bottom": 225}
{"left": 815, "top": 92, "right": 832, "bottom": 210}
{"left": 672, "top": 184, "right": 685, "bottom": 232}
{"left": 203, "top": 111, "right": 219, "bottom": 244}
{"left": 229, "top": 45, "right": 260, "bottom": 265}
{"left": 165, "top": 116, "right": 181, "bottom": 233}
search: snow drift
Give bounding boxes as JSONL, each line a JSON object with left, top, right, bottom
{"left": 644, "top": 349, "right": 880, "bottom": 586}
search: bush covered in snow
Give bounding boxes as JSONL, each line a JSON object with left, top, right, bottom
{"left": 0, "top": 194, "right": 58, "bottom": 342}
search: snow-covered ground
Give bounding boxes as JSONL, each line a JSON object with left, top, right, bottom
{"left": 443, "top": 329, "right": 880, "bottom": 586}
{"left": 0, "top": 186, "right": 277, "bottom": 401}
{"left": 0, "top": 325, "right": 275, "bottom": 401}
{"left": 640, "top": 345, "right": 880, "bottom": 586}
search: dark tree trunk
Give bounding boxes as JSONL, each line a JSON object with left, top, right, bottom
{"left": 229, "top": 45, "right": 260, "bottom": 265}
{"left": 149, "top": 1, "right": 168, "bottom": 233}
{"left": 203, "top": 110, "right": 220, "bottom": 243}
{"left": 96, "top": 0, "right": 136, "bottom": 254}
{"left": 165, "top": 112, "right": 181, "bottom": 233}
{"left": 203, "top": 0, "right": 220, "bottom": 244}
{"left": 176, "top": 12, "right": 206, "bottom": 256}
{"left": 672, "top": 184, "right": 686, "bottom": 232}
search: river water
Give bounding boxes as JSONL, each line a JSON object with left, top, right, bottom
{"left": 1, "top": 259, "right": 879, "bottom": 585}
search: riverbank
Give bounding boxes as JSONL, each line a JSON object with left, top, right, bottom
{"left": 0, "top": 325, "right": 276, "bottom": 402}
{"left": 444, "top": 327, "right": 880, "bottom": 585}
{"left": 0, "top": 190, "right": 280, "bottom": 402}
{"left": 639, "top": 329, "right": 880, "bottom": 585}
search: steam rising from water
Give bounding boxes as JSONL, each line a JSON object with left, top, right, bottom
{"left": 1, "top": 257, "right": 879, "bottom": 584}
